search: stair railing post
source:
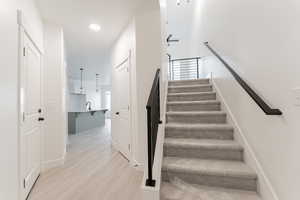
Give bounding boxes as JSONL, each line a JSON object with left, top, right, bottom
{"left": 146, "top": 106, "right": 156, "bottom": 187}
{"left": 158, "top": 77, "right": 160, "bottom": 120}
{"left": 171, "top": 60, "right": 174, "bottom": 80}
{"left": 168, "top": 54, "right": 172, "bottom": 80}
{"left": 196, "top": 58, "right": 199, "bottom": 79}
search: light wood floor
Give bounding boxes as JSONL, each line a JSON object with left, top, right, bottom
{"left": 28, "top": 122, "right": 143, "bottom": 200}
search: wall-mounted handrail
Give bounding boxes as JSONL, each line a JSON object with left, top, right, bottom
{"left": 145, "top": 68, "right": 161, "bottom": 187}
{"left": 167, "top": 34, "right": 180, "bottom": 46}
{"left": 204, "top": 42, "right": 282, "bottom": 115}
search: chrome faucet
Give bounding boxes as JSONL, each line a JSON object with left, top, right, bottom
{"left": 86, "top": 101, "right": 92, "bottom": 111}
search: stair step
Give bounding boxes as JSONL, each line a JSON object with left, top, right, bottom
{"left": 167, "top": 100, "right": 221, "bottom": 112}
{"left": 169, "top": 79, "right": 210, "bottom": 86}
{"left": 165, "top": 123, "right": 234, "bottom": 140}
{"left": 161, "top": 181, "right": 262, "bottom": 200}
{"left": 168, "top": 92, "right": 216, "bottom": 102}
{"left": 164, "top": 139, "right": 243, "bottom": 161}
{"left": 162, "top": 157, "right": 257, "bottom": 191}
{"left": 168, "top": 84, "right": 213, "bottom": 93}
{"left": 167, "top": 111, "right": 227, "bottom": 124}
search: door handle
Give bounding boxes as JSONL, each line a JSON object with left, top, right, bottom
{"left": 115, "top": 112, "right": 120, "bottom": 115}
{"left": 38, "top": 117, "right": 45, "bottom": 121}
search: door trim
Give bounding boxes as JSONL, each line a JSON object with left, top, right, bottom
{"left": 18, "top": 17, "right": 44, "bottom": 200}
{"left": 112, "top": 50, "right": 133, "bottom": 162}
{"left": 17, "top": 10, "right": 44, "bottom": 55}
{"left": 24, "top": 175, "right": 40, "bottom": 200}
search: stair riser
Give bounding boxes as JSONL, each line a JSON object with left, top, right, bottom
{"left": 167, "top": 103, "right": 221, "bottom": 112}
{"left": 168, "top": 86, "right": 212, "bottom": 93}
{"left": 162, "top": 172, "right": 257, "bottom": 191}
{"left": 168, "top": 93, "right": 216, "bottom": 102}
{"left": 167, "top": 114, "right": 226, "bottom": 124}
{"left": 161, "top": 181, "right": 261, "bottom": 200}
{"left": 164, "top": 146, "right": 243, "bottom": 161}
{"left": 165, "top": 128, "right": 234, "bottom": 140}
{"left": 169, "top": 80, "right": 210, "bottom": 86}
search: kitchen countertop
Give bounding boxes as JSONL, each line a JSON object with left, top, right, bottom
{"left": 68, "top": 109, "right": 108, "bottom": 134}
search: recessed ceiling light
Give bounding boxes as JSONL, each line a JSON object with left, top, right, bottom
{"left": 89, "top": 24, "right": 101, "bottom": 32}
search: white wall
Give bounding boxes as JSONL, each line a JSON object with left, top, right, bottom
{"left": 158, "top": 0, "right": 169, "bottom": 103}
{"left": 0, "top": 1, "right": 20, "bottom": 199}
{"left": 142, "top": 1, "right": 170, "bottom": 199}
{"left": 135, "top": 1, "right": 163, "bottom": 165}
{"left": 167, "top": 1, "right": 300, "bottom": 200}
{"left": 43, "top": 22, "right": 67, "bottom": 171}
{"left": 0, "top": 0, "right": 43, "bottom": 199}
{"left": 110, "top": 1, "right": 162, "bottom": 166}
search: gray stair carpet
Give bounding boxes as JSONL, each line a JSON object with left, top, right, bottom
{"left": 161, "top": 79, "right": 261, "bottom": 200}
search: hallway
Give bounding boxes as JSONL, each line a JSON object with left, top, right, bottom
{"left": 28, "top": 122, "right": 143, "bottom": 200}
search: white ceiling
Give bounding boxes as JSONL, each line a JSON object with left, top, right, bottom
{"left": 35, "top": 0, "right": 142, "bottom": 83}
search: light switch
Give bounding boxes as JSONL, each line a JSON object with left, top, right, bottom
{"left": 292, "top": 88, "right": 300, "bottom": 106}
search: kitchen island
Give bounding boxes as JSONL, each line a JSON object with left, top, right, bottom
{"left": 68, "top": 109, "right": 108, "bottom": 134}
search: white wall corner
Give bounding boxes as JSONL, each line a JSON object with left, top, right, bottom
{"left": 211, "top": 78, "right": 279, "bottom": 200}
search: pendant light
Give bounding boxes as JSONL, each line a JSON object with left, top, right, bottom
{"left": 96, "top": 73, "right": 100, "bottom": 92}
{"left": 177, "top": 0, "right": 191, "bottom": 6}
{"left": 80, "top": 67, "right": 84, "bottom": 93}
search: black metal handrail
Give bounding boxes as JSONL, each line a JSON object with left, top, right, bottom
{"left": 204, "top": 42, "right": 282, "bottom": 115}
{"left": 169, "top": 57, "right": 201, "bottom": 80}
{"left": 145, "top": 68, "right": 161, "bottom": 187}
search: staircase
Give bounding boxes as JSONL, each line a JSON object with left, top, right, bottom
{"left": 161, "top": 79, "right": 261, "bottom": 200}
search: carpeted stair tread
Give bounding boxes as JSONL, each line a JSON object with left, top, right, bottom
{"left": 160, "top": 181, "right": 262, "bottom": 200}
{"left": 162, "top": 157, "right": 257, "bottom": 179}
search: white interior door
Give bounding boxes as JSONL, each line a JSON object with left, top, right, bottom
{"left": 113, "top": 58, "right": 131, "bottom": 160}
{"left": 20, "top": 32, "right": 42, "bottom": 199}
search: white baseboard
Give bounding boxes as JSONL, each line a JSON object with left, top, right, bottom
{"left": 111, "top": 139, "right": 118, "bottom": 150}
{"left": 212, "top": 78, "right": 279, "bottom": 200}
{"left": 131, "top": 158, "right": 144, "bottom": 171}
{"left": 42, "top": 156, "right": 65, "bottom": 172}
{"left": 111, "top": 139, "right": 144, "bottom": 171}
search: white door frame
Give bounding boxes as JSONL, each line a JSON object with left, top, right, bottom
{"left": 17, "top": 10, "right": 44, "bottom": 200}
{"left": 127, "top": 50, "right": 133, "bottom": 164}
{"left": 127, "top": 50, "right": 138, "bottom": 167}
{"left": 112, "top": 50, "right": 134, "bottom": 162}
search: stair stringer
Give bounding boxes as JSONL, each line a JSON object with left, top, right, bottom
{"left": 211, "top": 77, "right": 279, "bottom": 200}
